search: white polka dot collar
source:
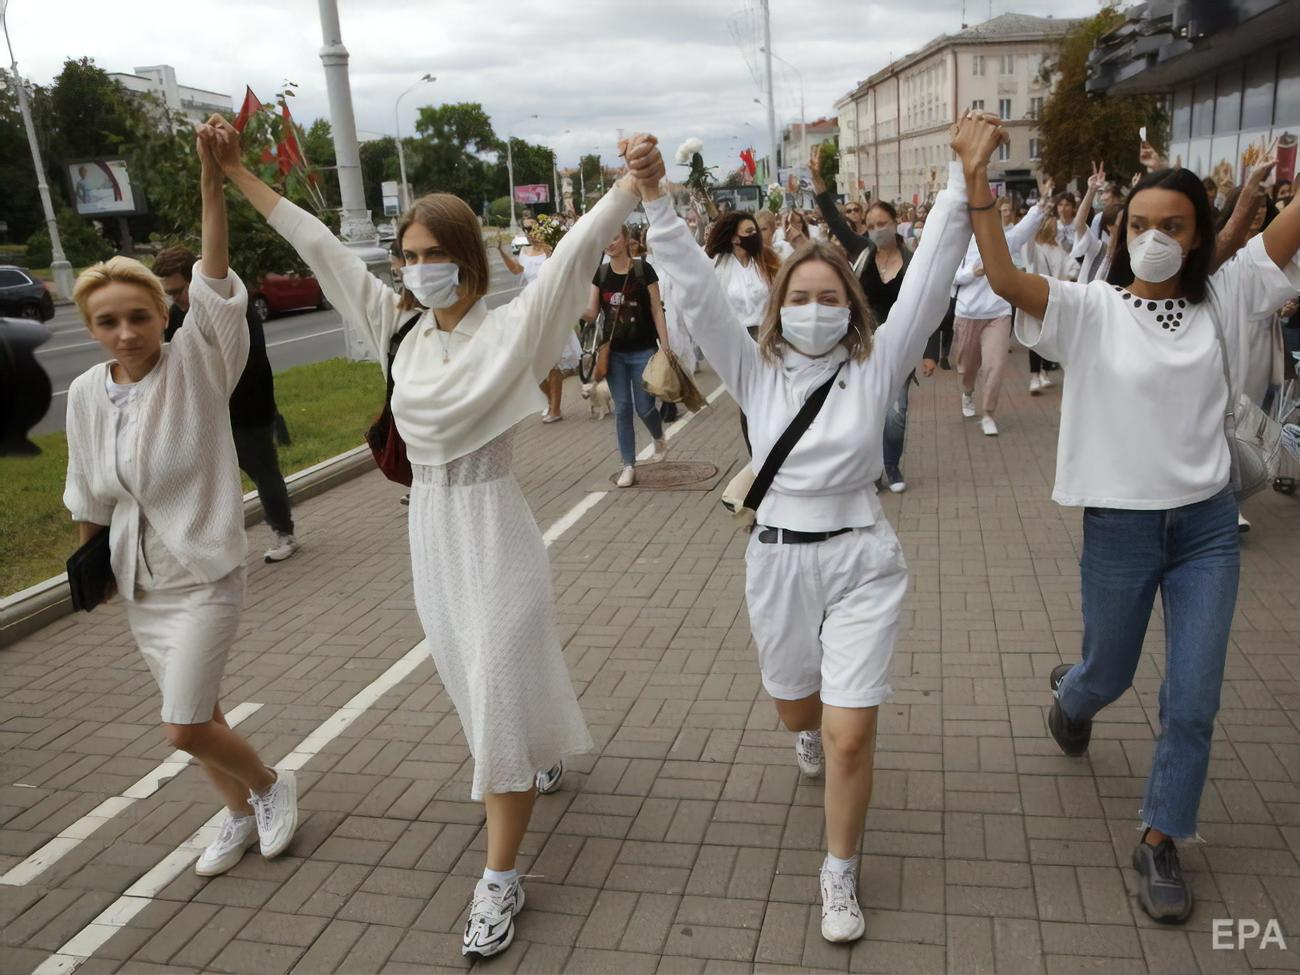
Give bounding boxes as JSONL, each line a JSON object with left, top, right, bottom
{"left": 1112, "top": 286, "right": 1189, "bottom": 332}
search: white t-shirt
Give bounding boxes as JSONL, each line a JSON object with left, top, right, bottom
{"left": 1015, "top": 235, "right": 1300, "bottom": 509}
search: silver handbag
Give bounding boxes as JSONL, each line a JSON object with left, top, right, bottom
{"left": 1209, "top": 312, "right": 1285, "bottom": 500}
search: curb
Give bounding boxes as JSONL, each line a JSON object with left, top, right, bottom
{"left": 0, "top": 444, "right": 376, "bottom": 649}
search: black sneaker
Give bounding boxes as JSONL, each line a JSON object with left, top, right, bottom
{"left": 938, "top": 356, "right": 952, "bottom": 370}
{"left": 1133, "top": 833, "right": 1193, "bottom": 924}
{"left": 1048, "top": 664, "right": 1091, "bottom": 756}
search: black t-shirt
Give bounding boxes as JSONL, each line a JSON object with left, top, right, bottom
{"left": 593, "top": 258, "right": 659, "bottom": 352}
{"left": 166, "top": 303, "right": 277, "bottom": 428}
{"left": 861, "top": 248, "right": 906, "bottom": 326}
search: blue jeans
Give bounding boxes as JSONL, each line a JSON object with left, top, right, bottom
{"left": 883, "top": 373, "right": 912, "bottom": 470}
{"left": 1056, "top": 486, "right": 1240, "bottom": 840}
{"left": 607, "top": 347, "right": 664, "bottom": 465}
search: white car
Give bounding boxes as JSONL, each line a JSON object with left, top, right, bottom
{"left": 510, "top": 234, "right": 528, "bottom": 255}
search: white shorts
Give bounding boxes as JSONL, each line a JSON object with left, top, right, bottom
{"left": 744, "top": 521, "right": 908, "bottom": 709}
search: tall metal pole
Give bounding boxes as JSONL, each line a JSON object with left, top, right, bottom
{"left": 760, "top": 0, "right": 778, "bottom": 186}
{"left": 316, "top": 0, "right": 387, "bottom": 361}
{"left": 2, "top": 5, "right": 73, "bottom": 299}
{"left": 551, "top": 149, "right": 559, "bottom": 215}
{"left": 504, "top": 113, "right": 538, "bottom": 232}
{"left": 395, "top": 74, "right": 434, "bottom": 212}
{"left": 578, "top": 162, "right": 585, "bottom": 214}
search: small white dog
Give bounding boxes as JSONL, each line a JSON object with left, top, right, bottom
{"left": 580, "top": 380, "right": 613, "bottom": 419}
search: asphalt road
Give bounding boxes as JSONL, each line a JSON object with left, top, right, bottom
{"left": 29, "top": 248, "right": 525, "bottom": 436}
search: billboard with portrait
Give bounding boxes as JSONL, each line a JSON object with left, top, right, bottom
{"left": 66, "top": 159, "right": 144, "bottom": 217}
{"left": 514, "top": 184, "right": 550, "bottom": 205}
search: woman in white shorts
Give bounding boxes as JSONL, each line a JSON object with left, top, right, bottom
{"left": 626, "top": 126, "right": 974, "bottom": 944}
{"left": 63, "top": 122, "right": 298, "bottom": 881}
{"left": 216, "top": 114, "right": 654, "bottom": 959}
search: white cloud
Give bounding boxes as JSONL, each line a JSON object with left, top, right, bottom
{"left": 7, "top": 0, "right": 1089, "bottom": 173}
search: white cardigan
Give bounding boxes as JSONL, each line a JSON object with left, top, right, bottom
{"left": 64, "top": 269, "right": 250, "bottom": 600}
{"left": 645, "top": 161, "right": 972, "bottom": 532}
{"left": 268, "top": 186, "right": 639, "bottom": 467}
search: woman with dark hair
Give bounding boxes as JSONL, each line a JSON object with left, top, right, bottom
{"left": 215, "top": 115, "right": 658, "bottom": 959}
{"left": 705, "top": 210, "right": 778, "bottom": 336}
{"left": 629, "top": 121, "right": 976, "bottom": 945}
{"left": 961, "top": 115, "right": 1300, "bottom": 925}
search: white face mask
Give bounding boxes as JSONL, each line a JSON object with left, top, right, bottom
{"left": 1127, "top": 228, "right": 1185, "bottom": 284}
{"left": 779, "top": 302, "right": 851, "bottom": 357}
{"left": 401, "top": 262, "right": 461, "bottom": 309}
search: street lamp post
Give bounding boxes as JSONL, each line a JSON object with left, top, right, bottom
{"left": 760, "top": 46, "right": 807, "bottom": 201}
{"left": 1, "top": 0, "right": 73, "bottom": 299}
{"left": 505, "top": 113, "right": 538, "bottom": 232}
{"left": 316, "top": 0, "right": 388, "bottom": 361}
{"left": 394, "top": 73, "right": 435, "bottom": 212}
{"left": 551, "top": 129, "right": 570, "bottom": 216}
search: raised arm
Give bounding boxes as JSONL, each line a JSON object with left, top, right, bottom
{"left": 872, "top": 160, "right": 972, "bottom": 388}
{"left": 959, "top": 114, "right": 1050, "bottom": 320}
{"left": 811, "top": 147, "right": 870, "bottom": 260}
{"left": 1212, "top": 159, "right": 1274, "bottom": 272}
{"left": 497, "top": 236, "right": 525, "bottom": 276}
{"left": 1075, "top": 162, "right": 1104, "bottom": 240}
{"left": 209, "top": 114, "right": 401, "bottom": 361}
{"left": 631, "top": 139, "right": 759, "bottom": 405}
{"left": 1003, "top": 189, "right": 1049, "bottom": 255}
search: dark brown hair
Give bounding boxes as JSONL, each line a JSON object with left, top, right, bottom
{"left": 705, "top": 211, "right": 779, "bottom": 282}
{"left": 152, "top": 245, "right": 197, "bottom": 282}
{"left": 396, "top": 193, "right": 490, "bottom": 310}
{"left": 755, "top": 240, "right": 876, "bottom": 364}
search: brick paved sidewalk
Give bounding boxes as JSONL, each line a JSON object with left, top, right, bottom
{"left": 2, "top": 350, "right": 1298, "bottom": 975}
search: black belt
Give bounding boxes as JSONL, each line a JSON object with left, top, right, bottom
{"left": 757, "top": 527, "right": 854, "bottom": 545}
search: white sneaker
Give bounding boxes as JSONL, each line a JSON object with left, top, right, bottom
{"left": 264, "top": 532, "right": 299, "bottom": 564}
{"left": 1238, "top": 513, "right": 1251, "bottom": 533}
{"left": 542, "top": 413, "right": 563, "bottom": 424}
{"left": 980, "top": 415, "right": 999, "bottom": 436}
{"left": 961, "top": 393, "right": 976, "bottom": 418}
{"left": 616, "top": 466, "right": 636, "bottom": 488}
{"left": 1038, "top": 371, "right": 1054, "bottom": 389}
{"left": 795, "top": 730, "right": 824, "bottom": 778}
{"left": 652, "top": 437, "right": 668, "bottom": 461}
{"left": 195, "top": 812, "right": 257, "bottom": 877}
{"left": 462, "top": 876, "right": 525, "bottom": 958}
{"left": 1029, "top": 374, "right": 1043, "bottom": 395}
{"left": 820, "top": 865, "right": 866, "bottom": 942}
{"left": 535, "top": 761, "right": 564, "bottom": 795}
{"left": 248, "top": 767, "right": 298, "bottom": 859}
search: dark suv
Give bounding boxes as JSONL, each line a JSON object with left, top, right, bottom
{"left": 0, "top": 266, "right": 55, "bottom": 322}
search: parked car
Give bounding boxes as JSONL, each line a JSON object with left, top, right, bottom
{"left": 249, "top": 271, "right": 330, "bottom": 321}
{"left": 0, "top": 266, "right": 55, "bottom": 322}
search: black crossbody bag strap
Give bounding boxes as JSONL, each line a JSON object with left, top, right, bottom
{"left": 384, "top": 313, "right": 424, "bottom": 399}
{"left": 743, "top": 362, "right": 845, "bottom": 512}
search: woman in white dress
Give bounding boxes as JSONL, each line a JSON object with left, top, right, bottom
{"left": 63, "top": 122, "right": 298, "bottom": 880}
{"left": 497, "top": 228, "right": 582, "bottom": 423}
{"left": 213, "top": 115, "right": 651, "bottom": 959}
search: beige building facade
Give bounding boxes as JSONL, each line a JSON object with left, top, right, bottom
{"left": 836, "top": 13, "right": 1078, "bottom": 206}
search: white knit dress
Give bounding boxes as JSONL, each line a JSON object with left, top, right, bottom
{"left": 408, "top": 430, "right": 592, "bottom": 799}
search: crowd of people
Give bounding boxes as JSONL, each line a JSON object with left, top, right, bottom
{"left": 59, "top": 108, "right": 1299, "bottom": 960}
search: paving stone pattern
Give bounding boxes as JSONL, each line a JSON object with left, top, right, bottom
{"left": 2, "top": 351, "right": 1298, "bottom": 974}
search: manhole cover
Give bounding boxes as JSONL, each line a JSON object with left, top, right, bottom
{"left": 611, "top": 461, "right": 719, "bottom": 489}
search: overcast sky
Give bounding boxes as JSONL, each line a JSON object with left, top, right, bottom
{"left": 9, "top": 0, "right": 1099, "bottom": 173}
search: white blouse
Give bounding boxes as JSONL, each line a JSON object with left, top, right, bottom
{"left": 269, "top": 186, "right": 638, "bottom": 466}
{"left": 646, "top": 161, "right": 972, "bottom": 532}
{"left": 1015, "top": 234, "right": 1300, "bottom": 509}
{"left": 713, "top": 253, "right": 770, "bottom": 333}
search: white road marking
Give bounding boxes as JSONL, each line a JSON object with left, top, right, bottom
{"left": 0, "top": 703, "right": 263, "bottom": 888}
{"left": 31, "top": 475, "right": 622, "bottom": 975}
{"left": 264, "top": 327, "right": 344, "bottom": 350}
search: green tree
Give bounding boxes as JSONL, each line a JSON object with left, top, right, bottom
{"left": 300, "top": 117, "right": 340, "bottom": 210}
{"left": 409, "top": 101, "right": 500, "bottom": 203}
{"left": 0, "top": 71, "right": 46, "bottom": 240}
{"left": 24, "top": 206, "right": 116, "bottom": 266}
{"left": 1037, "top": 5, "right": 1168, "bottom": 185}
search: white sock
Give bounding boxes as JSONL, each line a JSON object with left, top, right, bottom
{"left": 823, "top": 852, "right": 857, "bottom": 875}
{"left": 483, "top": 866, "right": 518, "bottom": 886}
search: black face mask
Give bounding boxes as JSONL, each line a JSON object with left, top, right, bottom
{"left": 736, "top": 233, "right": 763, "bottom": 257}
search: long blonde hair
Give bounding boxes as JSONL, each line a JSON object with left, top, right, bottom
{"left": 73, "top": 256, "right": 168, "bottom": 323}
{"left": 1035, "top": 214, "right": 1060, "bottom": 246}
{"left": 756, "top": 240, "right": 876, "bottom": 364}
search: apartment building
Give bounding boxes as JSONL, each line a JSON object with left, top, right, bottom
{"left": 109, "top": 65, "right": 232, "bottom": 128}
{"left": 836, "top": 13, "right": 1079, "bottom": 205}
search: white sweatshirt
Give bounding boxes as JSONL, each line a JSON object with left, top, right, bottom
{"left": 645, "top": 161, "right": 972, "bottom": 532}
{"left": 953, "top": 205, "right": 1046, "bottom": 319}
{"left": 268, "top": 186, "right": 638, "bottom": 466}
{"left": 64, "top": 268, "right": 250, "bottom": 599}
{"left": 1016, "top": 234, "right": 1300, "bottom": 508}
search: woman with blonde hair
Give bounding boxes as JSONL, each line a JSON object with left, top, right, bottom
{"left": 212, "top": 113, "right": 654, "bottom": 959}
{"left": 63, "top": 123, "right": 298, "bottom": 882}
{"left": 627, "top": 119, "right": 976, "bottom": 945}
